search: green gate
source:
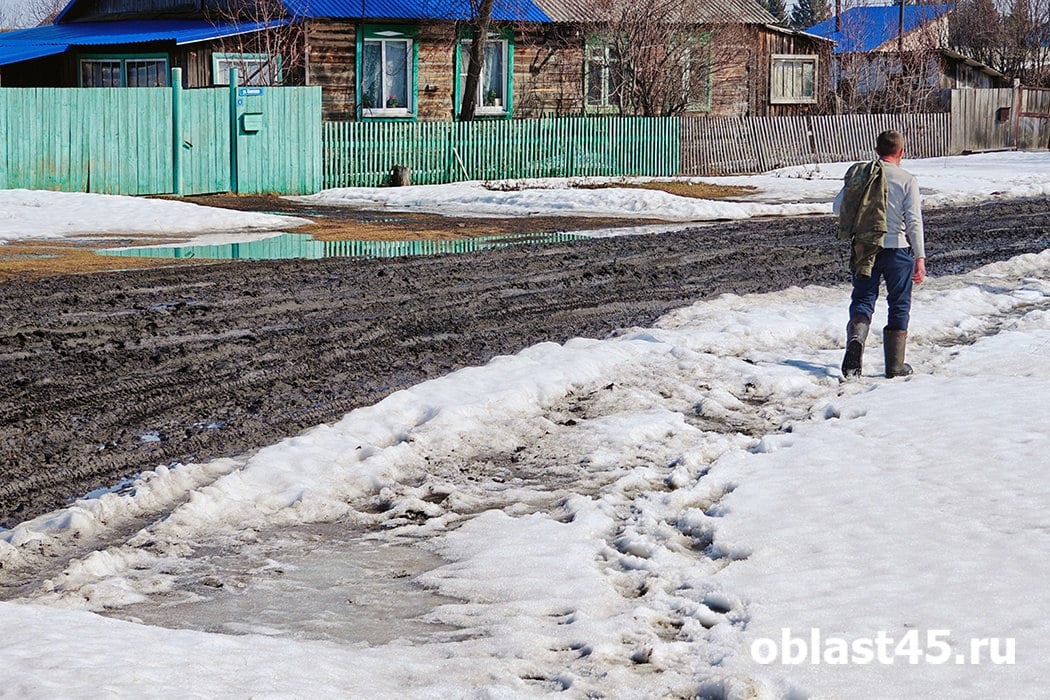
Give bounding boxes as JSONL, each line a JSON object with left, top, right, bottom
{"left": 172, "top": 70, "right": 322, "bottom": 196}
{"left": 175, "top": 84, "right": 230, "bottom": 196}
{"left": 1, "top": 71, "right": 321, "bottom": 197}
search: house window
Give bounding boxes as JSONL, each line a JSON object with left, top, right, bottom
{"left": 585, "top": 42, "right": 622, "bottom": 111}
{"left": 457, "top": 37, "right": 510, "bottom": 116}
{"left": 359, "top": 28, "right": 417, "bottom": 118}
{"left": 213, "top": 53, "right": 281, "bottom": 86}
{"left": 363, "top": 38, "right": 412, "bottom": 114}
{"left": 682, "top": 43, "right": 713, "bottom": 111}
{"left": 771, "top": 54, "right": 818, "bottom": 104}
{"left": 586, "top": 36, "right": 710, "bottom": 113}
{"left": 80, "top": 56, "right": 169, "bottom": 87}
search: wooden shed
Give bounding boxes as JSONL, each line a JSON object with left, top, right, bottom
{"left": 0, "top": 0, "right": 301, "bottom": 88}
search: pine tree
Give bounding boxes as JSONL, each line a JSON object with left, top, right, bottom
{"left": 760, "top": 0, "right": 788, "bottom": 25}
{"left": 791, "top": 0, "right": 831, "bottom": 30}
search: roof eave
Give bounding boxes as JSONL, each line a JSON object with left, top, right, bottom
{"left": 764, "top": 23, "right": 834, "bottom": 43}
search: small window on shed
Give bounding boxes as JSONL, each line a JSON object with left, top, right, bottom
{"left": 770, "top": 54, "right": 818, "bottom": 105}
{"left": 80, "top": 56, "right": 169, "bottom": 88}
{"left": 214, "top": 53, "right": 282, "bottom": 86}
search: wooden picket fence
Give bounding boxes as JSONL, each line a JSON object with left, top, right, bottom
{"left": 680, "top": 112, "right": 950, "bottom": 176}
{"left": 323, "top": 117, "right": 681, "bottom": 188}
{"left": 324, "top": 112, "right": 957, "bottom": 187}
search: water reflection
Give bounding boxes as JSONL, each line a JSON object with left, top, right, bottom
{"left": 98, "top": 232, "right": 584, "bottom": 261}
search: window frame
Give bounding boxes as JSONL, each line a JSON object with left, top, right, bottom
{"left": 681, "top": 41, "right": 713, "bottom": 112}
{"left": 454, "top": 28, "right": 514, "bottom": 120}
{"left": 78, "top": 53, "right": 170, "bottom": 88}
{"left": 212, "top": 52, "right": 282, "bottom": 86}
{"left": 584, "top": 33, "right": 712, "bottom": 114}
{"left": 356, "top": 26, "right": 419, "bottom": 121}
{"left": 584, "top": 38, "right": 622, "bottom": 114}
{"left": 770, "top": 54, "right": 819, "bottom": 105}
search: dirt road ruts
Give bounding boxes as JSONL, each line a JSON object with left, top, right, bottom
{"left": 2, "top": 198, "right": 1048, "bottom": 527}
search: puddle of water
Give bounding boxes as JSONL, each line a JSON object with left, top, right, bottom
{"left": 108, "top": 526, "right": 459, "bottom": 646}
{"left": 97, "top": 231, "right": 584, "bottom": 262}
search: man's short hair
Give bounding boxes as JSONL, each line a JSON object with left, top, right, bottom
{"left": 876, "top": 130, "right": 905, "bottom": 157}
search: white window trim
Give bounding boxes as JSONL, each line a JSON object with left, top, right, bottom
{"left": 213, "top": 52, "right": 282, "bottom": 86}
{"left": 362, "top": 37, "right": 414, "bottom": 118}
{"left": 771, "top": 53, "right": 819, "bottom": 105}
{"left": 585, "top": 43, "right": 620, "bottom": 112}
{"left": 682, "top": 44, "right": 713, "bottom": 112}
{"left": 460, "top": 38, "right": 509, "bottom": 117}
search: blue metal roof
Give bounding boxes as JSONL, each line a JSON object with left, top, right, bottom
{"left": 807, "top": 4, "right": 953, "bottom": 54}
{"left": 0, "top": 43, "right": 69, "bottom": 66}
{"left": 0, "top": 19, "right": 290, "bottom": 67}
{"left": 282, "top": 0, "right": 551, "bottom": 21}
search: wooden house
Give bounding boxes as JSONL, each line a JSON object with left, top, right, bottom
{"left": 532, "top": 0, "right": 833, "bottom": 118}
{"left": 807, "top": 4, "right": 1011, "bottom": 112}
{"left": 0, "top": 0, "right": 832, "bottom": 120}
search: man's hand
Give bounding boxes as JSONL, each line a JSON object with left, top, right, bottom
{"left": 912, "top": 257, "right": 926, "bottom": 285}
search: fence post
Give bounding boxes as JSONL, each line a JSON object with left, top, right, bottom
{"left": 171, "top": 67, "right": 183, "bottom": 196}
{"left": 229, "top": 67, "right": 239, "bottom": 193}
{"left": 1013, "top": 78, "right": 1023, "bottom": 150}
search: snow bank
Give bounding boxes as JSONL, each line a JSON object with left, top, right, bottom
{"left": 3, "top": 250, "right": 1049, "bottom": 697}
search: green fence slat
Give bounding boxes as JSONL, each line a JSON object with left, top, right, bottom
{"left": 318, "top": 115, "right": 688, "bottom": 188}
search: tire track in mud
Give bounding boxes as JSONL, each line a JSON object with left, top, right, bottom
{"left": 2, "top": 198, "right": 1049, "bottom": 527}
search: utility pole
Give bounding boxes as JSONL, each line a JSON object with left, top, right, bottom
{"left": 898, "top": 0, "right": 905, "bottom": 54}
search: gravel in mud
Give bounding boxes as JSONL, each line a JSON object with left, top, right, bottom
{"left": 1, "top": 198, "right": 1048, "bottom": 527}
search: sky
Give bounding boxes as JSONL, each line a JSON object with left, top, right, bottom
{"left": 1, "top": 154, "right": 1049, "bottom": 697}
{"left": 0, "top": 0, "right": 40, "bottom": 28}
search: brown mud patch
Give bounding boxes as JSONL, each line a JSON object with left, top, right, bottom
{"left": 183, "top": 193, "right": 666, "bottom": 241}
{"left": 0, "top": 239, "right": 208, "bottom": 281}
{"left": 569, "top": 181, "right": 756, "bottom": 199}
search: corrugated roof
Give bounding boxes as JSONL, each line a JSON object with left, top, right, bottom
{"left": 806, "top": 4, "right": 952, "bottom": 54}
{"left": 0, "top": 19, "right": 289, "bottom": 67}
{"left": 0, "top": 42, "right": 68, "bottom": 66}
{"left": 282, "top": 0, "right": 551, "bottom": 21}
{"left": 533, "top": 0, "right": 776, "bottom": 24}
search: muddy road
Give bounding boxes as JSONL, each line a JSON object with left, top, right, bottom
{"left": 2, "top": 198, "right": 1048, "bottom": 527}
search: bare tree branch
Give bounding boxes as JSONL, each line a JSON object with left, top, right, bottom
{"left": 207, "top": 0, "right": 306, "bottom": 86}
{"left": 21, "top": 0, "right": 66, "bottom": 27}
{"left": 589, "top": 0, "right": 755, "bottom": 116}
{"left": 833, "top": 0, "right": 950, "bottom": 113}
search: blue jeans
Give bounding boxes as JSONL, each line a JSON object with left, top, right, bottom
{"left": 850, "top": 248, "right": 914, "bottom": 331}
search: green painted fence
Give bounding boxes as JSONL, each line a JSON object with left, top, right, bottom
{"left": 1, "top": 76, "right": 321, "bottom": 197}
{"left": 0, "top": 87, "right": 173, "bottom": 195}
{"left": 234, "top": 85, "right": 323, "bottom": 196}
{"left": 324, "top": 117, "right": 682, "bottom": 188}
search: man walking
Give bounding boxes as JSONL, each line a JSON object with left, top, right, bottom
{"left": 834, "top": 129, "right": 926, "bottom": 379}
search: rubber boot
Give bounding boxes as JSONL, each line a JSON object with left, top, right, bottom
{"left": 841, "top": 315, "right": 870, "bottom": 378}
{"left": 883, "top": 328, "right": 913, "bottom": 378}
